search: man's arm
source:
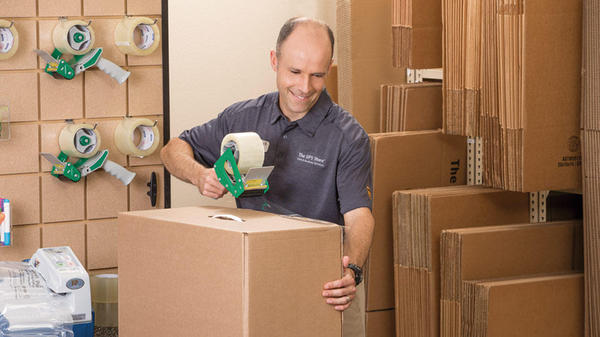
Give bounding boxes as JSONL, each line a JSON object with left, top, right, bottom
{"left": 322, "top": 207, "right": 374, "bottom": 311}
{"left": 160, "top": 138, "right": 227, "bottom": 199}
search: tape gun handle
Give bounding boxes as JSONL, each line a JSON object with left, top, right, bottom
{"left": 96, "top": 58, "right": 131, "bottom": 84}
{"left": 103, "top": 160, "right": 136, "bottom": 185}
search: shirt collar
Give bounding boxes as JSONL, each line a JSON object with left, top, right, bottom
{"left": 269, "top": 89, "right": 333, "bottom": 137}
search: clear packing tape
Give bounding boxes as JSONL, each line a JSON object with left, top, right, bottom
{"left": 0, "top": 262, "right": 74, "bottom": 337}
{"left": 90, "top": 274, "right": 118, "bottom": 327}
{"left": 0, "top": 20, "right": 18, "bottom": 60}
{"left": 114, "top": 16, "right": 160, "bottom": 56}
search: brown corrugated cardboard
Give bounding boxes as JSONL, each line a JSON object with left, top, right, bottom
{"left": 471, "top": 273, "right": 583, "bottom": 337}
{"left": 440, "top": 221, "right": 583, "bottom": 337}
{"left": 118, "top": 207, "right": 342, "bottom": 337}
{"left": 443, "top": 0, "right": 582, "bottom": 192}
{"left": 366, "top": 309, "right": 395, "bottom": 337}
{"left": 582, "top": 0, "right": 600, "bottom": 333}
{"left": 325, "top": 64, "right": 338, "bottom": 104}
{"left": 380, "top": 82, "right": 442, "bottom": 132}
{"left": 337, "top": 0, "right": 406, "bottom": 133}
{"left": 392, "top": 186, "right": 531, "bottom": 337}
{"left": 392, "top": 0, "right": 442, "bottom": 69}
{"left": 368, "top": 131, "right": 467, "bottom": 311}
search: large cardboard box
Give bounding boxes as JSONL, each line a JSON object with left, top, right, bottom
{"left": 118, "top": 207, "right": 342, "bottom": 337}
{"left": 368, "top": 131, "right": 467, "bottom": 311}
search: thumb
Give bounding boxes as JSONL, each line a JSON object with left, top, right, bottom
{"left": 342, "top": 255, "right": 350, "bottom": 268}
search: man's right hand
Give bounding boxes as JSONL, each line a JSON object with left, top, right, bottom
{"left": 193, "top": 167, "right": 228, "bottom": 199}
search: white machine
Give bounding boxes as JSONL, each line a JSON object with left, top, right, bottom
{"left": 29, "top": 246, "right": 92, "bottom": 324}
{"left": 0, "top": 246, "right": 93, "bottom": 337}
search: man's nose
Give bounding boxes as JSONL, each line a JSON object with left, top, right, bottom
{"left": 298, "top": 75, "right": 311, "bottom": 93}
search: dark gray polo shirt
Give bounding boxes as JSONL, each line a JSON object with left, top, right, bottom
{"left": 179, "top": 89, "right": 372, "bottom": 225}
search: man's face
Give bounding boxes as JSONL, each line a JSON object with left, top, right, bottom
{"left": 270, "top": 24, "right": 333, "bottom": 121}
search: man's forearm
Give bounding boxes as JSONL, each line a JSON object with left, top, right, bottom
{"left": 342, "top": 207, "right": 375, "bottom": 267}
{"left": 160, "top": 138, "right": 208, "bottom": 185}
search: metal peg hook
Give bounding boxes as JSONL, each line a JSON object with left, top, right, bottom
{"left": 152, "top": 120, "right": 158, "bottom": 127}
{"left": 8, "top": 21, "right": 14, "bottom": 28}
{"left": 92, "top": 123, "right": 98, "bottom": 130}
{"left": 152, "top": 18, "right": 159, "bottom": 26}
{"left": 84, "top": 20, "right": 92, "bottom": 27}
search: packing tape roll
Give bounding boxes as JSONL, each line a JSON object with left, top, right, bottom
{"left": 91, "top": 274, "right": 118, "bottom": 328}
{"left": 114, "top": 118, "right": 160, "bottom": 157}
{"left": 52, "top": 20, "right": 95, "bottom": 55}
{"left": 220, "top": 132, "right": 265, "bottom": 175}
{"left": 59, "top": 123, "right": 101, "bottom": 158}
{"left": 0, "top": 20, "right": 19, "bottom": 60}
{"left": 91, "top": 274, "right": 118, "bottom": 303}
{"left": 114, "top": 16, "right": 160, "bottom": 56}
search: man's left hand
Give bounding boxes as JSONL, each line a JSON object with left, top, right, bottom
{"left": 322, "top": 256, "right": 356, "bottom": 311}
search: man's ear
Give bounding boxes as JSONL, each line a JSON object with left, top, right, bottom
{"left": 328, "top": 58, "right": 334, "bottom": 73}
{"left": 270, "top": 50, "right": 278, "bottom": 71}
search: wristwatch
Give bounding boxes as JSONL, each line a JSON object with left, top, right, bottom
{"left": 347, "top": 263, "right": 363, "bottom": 286}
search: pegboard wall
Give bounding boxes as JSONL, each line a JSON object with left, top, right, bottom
{"left": 0, "top": 0, "right": 166, "bottom": 272}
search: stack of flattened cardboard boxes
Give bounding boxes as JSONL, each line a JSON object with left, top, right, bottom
{"left": 440, "top": 221, "right": 583, "bottom": 337}
{"left": 380, "top": 83, "right": 442, "bottom": 132}
{"left": 443, "top": 0, "right": 583, "bottom": 192}
{"left": 118, "top": 207, "right": 342, "bottom": 337}
{"left": 392, "top": 186, "right": 530, "bottom": 337}
{"left": 337, "top": 0, "right": 406, "bottom": 133}
{"left": 367, "top": 131, "right": 466, "bottom": 334}
{"left": 582, "top": 0, "right": 600, "bottom": 334}
{"left": 392, "top": 0, "right": 442, "bottom": 69}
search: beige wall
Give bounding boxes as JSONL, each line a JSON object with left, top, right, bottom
{"left": 168, "top": 0, "right": 336, "bottom": 207}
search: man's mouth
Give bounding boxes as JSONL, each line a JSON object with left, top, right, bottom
{"left": 290, "top": 90, "right": 311, "bottom": 102}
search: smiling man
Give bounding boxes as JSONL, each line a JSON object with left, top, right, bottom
{"left": 161, "top": 17, "right": 374, "bottom": 337}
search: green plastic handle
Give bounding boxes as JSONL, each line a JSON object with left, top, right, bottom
{"left": 214, "top": 148, "right": 245, "bottom": 198}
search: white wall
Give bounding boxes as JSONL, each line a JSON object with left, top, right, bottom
{"left": 168, "top": 0, "right": 336, "bottom": 207}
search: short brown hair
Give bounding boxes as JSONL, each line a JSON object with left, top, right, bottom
{"left": 275, "top": 17, "right": 334, "bottom": 58}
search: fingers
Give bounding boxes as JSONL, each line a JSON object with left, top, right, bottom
{"left": 197, "top": 169, "right": 228, "bottom": 199}
{"left": 322, "top": 271, "right": 357, "bottom": 311}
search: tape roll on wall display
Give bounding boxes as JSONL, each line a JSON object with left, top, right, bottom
{"left": 114, "top": 118, "right": 160, "bottom": 157}
{"left": 114, "top": 16, "right": 160, "bottom": 56}
{"left": 52, "top": 20, "right": 95, "bottom": 55}
{"left": 0, "top": 20, "right": 19, "bottom": 60}
{"left": 59, "top": 124, "right": 101, "bottom": 158}
{"left": 220, "top": 132, "right": 265, "bottom": 175}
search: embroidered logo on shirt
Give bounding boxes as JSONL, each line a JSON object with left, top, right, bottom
{"left": 297, "top": 152, "right": 326, "bottom": 167}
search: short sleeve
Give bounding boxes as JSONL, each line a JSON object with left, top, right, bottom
{"left": 178, "top": 110, "right": 229, "bottom": 167}
{"left": 336, "top": 135, "right": 373, "bottom": 214}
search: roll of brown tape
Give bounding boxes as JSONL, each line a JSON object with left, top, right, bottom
{"left": 58, "top": 123, "right": 101, "bottom": 158}
{"left": 114, "top": 16, "right": 160, "bottom": 56}
{"left": 114, "top": 118, "right": 160, "bottom": 157}
{"left": 0, "top": 20, "right": 19, "bottom": 60}
{"left": 52, "top": 20, "right": 95, "bottom": 55}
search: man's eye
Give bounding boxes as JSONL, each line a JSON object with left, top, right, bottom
{"left": 290, "top": 70, "right": 300, "bottom": 74}
{"left": 314, "top": 74, "right": 324, "bottom": 78}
